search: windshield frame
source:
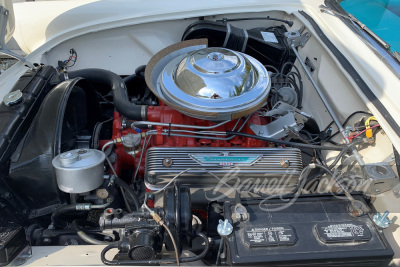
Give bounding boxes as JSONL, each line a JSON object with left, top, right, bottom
{"left": 326, "top": 0, "right": 400, "bottom": 77}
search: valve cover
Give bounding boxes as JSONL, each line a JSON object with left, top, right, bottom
{"left": 144, "top": 147, "right": 302, "bottom": 190}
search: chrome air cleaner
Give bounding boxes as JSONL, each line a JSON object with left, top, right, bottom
{"left": 145, "top": 40, "right": 270, "bottom": 120}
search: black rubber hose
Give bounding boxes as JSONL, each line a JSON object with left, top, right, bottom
{"left": 25, "top": 224, "right": 41, "bottom": 239}
{"left": 122, "top": 74, "right": 136, "bottom": 84}
{"left": 264, "top": 65, "right": 279, "bottom": 73}
{"left": 328, "top": 139, "right": 362, "bottom": 168}
{"left": 51, "top": 204, "right": 76, "bottom": 228}
{"left": 114, "top": 177, "right": 140, "bottom": 211}
{"left": 135, "top": 65, "right": 146, "bottom": 79}
{"left": 226, "top": 131, "right": 345, "bottom": 150}
{"left": 101, "top": 232, "right": 209, "bottom": 265}
{"left": 123, "top": 65, "right": 146, "bottom": 84}
{"left": 71, "top": 220, "right": 116, "bottom": 245}
{"left": 66, "top": 68, "right": 147, "bottom": 121}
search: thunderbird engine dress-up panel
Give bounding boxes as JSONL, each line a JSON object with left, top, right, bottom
{"left": 144, "top": 147, "right": 302, "bottom": 189}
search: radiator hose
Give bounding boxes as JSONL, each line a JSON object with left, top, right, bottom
{"left": 66, "top": 68, "right": 147, "bottom": 121}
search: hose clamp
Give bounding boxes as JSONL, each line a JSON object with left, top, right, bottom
{"left": 141, "top": 105, "right": 147, "bottom": 120}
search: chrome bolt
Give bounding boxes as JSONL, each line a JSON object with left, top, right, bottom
{"left": 163, "top": 158, "right": 173, "bottom": 167}
{"left": 280, "top": 159, "right": 290, "bottom": 168}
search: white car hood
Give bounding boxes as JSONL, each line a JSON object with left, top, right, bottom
{"left": 5, "top": 0, "right": 400, "bottom": 154}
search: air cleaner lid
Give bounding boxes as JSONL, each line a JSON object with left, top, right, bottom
{"left": 146, "top": 41, "right": 270, "bottom": 120}
{"left": 173, "top": 48, "right": 255, "bottom": 99}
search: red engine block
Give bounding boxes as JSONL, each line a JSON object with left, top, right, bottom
{"left": 100, "top": 103, "right": 268, "bottom": 181}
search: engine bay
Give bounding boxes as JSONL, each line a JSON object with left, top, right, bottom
{"left": 0, "top": 14, "right": 398, "bottom": 266}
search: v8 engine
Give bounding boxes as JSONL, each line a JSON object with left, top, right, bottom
{"left": 0, "top": 19, "right": 395, "bottom": 267}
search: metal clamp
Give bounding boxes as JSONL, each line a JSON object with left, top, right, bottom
{"left": 250, "top": 102, "right": 310, "bottom": 139}
{"left": 231, "top": 204, "right": 249, "bottom": 222}
{"left": 364, "top": 163, "right": 398, "bottom": 195}
{"left": 284, "top": 28, "right": 311, "bottom": 48}
{"left": 250, "top": 112, "right": 299, "bottom": 139}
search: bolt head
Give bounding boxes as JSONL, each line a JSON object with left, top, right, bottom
{"left": 280, "top": 159, "right": 290, "bottom": 168}
{"left": 163, "top": 158, "right": 173, "bottom": 167}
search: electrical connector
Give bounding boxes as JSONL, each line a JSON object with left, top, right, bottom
{"left": 365, "top": 116, "right": 377, "bottom": 139}
{"left": 365, "top": 129, "right": 373, "bottom": 138}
